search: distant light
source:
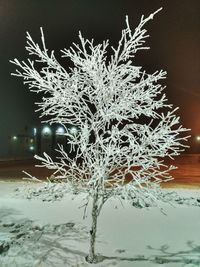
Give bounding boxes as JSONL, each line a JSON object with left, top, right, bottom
{"left": 70, "top": 126, "right": 78, "bottom": 135}
{"left": 56, "top": 126, "right": 65, "bottom": 135}
{"left": 196, "top": 136, "right": 200, "bottom": 141}
{"left": 42, "top": 126, "right": 51, "bottom": 136}
{"left": 30, "top": 138, "right": 34, "bottom": 143}
{"left": 12, "top": 136, "right": 17, "bottom": 141}
{"left": 29, "top": 145, "right": 35, "bottom": 151}
{"left": 33, "top": 128, "right": 37, "bottom": 136}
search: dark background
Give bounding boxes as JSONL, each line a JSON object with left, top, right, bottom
{"left": 0, "top": 0, "right": 200, "bottom": 158}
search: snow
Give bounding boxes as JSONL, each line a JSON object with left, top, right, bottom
{"left": 0, "top": 181, "right": 200, "bottom": 266}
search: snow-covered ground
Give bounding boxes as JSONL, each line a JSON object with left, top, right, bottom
{"left": 0, "top": 181, "right": 200, "bottom": 267}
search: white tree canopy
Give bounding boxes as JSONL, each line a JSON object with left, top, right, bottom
{"left": 10, "top": 8, "right": 189, "bottom": 208}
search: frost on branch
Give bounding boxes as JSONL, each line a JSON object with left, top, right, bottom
{"left": 10, "top": 8, "right": 189, "bottom": 209}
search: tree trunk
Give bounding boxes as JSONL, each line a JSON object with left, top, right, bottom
{"left": 86, "top": 193, "right": 99, "bottom": 263}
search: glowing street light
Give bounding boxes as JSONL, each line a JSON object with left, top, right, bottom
{"left": 70, "top": 126, "right": 78, "bottom": 135}
{"left": 196, "top": 136, "right": 200, "bottom": 141}
{"left": 33, "top": 127, "right": 37, "bottom": 136}
{"left": 12, "top": 136, "right": 17, "bottom": 141}
{"left": 42, "top": 126, "right": 51, "bottom": 136}
{"left": 56, "top": 126, "right": 65, "bottom": 135}
{"left": 29, "top": 145, "right": 35, "bottom": 151}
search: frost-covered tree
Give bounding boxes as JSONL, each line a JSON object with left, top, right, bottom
{"left": 10, "top": 8, "right": 189, "bottom": 263}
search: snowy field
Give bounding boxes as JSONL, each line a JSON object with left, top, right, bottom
{"left": 0, "top": 181, "right": 200, "bottom": 267}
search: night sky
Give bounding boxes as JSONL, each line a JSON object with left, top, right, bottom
{"left": 0, "top": 0, "right": 200, "bottom": 157}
